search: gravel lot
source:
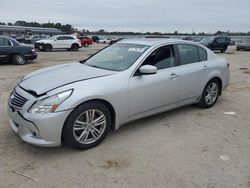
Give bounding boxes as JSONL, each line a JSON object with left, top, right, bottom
{"left": 0, "top": 45, "right": 249, "bottom": 188}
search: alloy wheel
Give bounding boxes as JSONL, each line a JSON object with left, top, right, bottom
{"left": 73, "top": 109, "right": 106, "bottom": 144}
{"left": 16, "top": 55, "right": 25, "bottom": 64}
{"left": 205, "top": 82, "right": 218, "bottom": 105}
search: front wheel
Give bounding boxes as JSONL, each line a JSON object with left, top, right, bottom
{"left": 197, "top": 79, "right": 220, "bottom": 108}
{"left": 12, "top": 54, "right": 26, "bottom": 65}
{"left": 63, "top": 102, "right": 111, "bottom": 150}
{"left": 44, "top": 44, "right": 52, "bottom": 52}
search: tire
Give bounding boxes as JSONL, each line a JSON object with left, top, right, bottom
{"left": 44, "top": 44, "right": 52, "bottom": 52}
{"left": 84, "top": 43, "right": 89, "bottom": 47}
{"left": 71, "top": 44, "right": 79, "bottom": 51}
{"left": 12, "top": 54, "right": 26, "bottom": 65}
{"left": 197, "top": 79, "right": 220, "bottom": 108}
{"left": 236, "top": 48, "right": 239, "bottom": 51}
{"left": 221, "top": 50, "right": 225, "bottom": 53}
{"left": 62, "top": 102, "right": 111, "bottom": 150}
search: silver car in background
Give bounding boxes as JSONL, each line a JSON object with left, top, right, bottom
{"left": 8, "top": 39, "right": 230, "bottom": 149}
{"left": 236, "top": 39, "right": 250, "bottom": 51}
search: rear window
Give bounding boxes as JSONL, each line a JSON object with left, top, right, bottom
{"left": 0, "top": 38, "right": 12, "bottom": 46}
{"left": 197, "top": 46, "right": 207, "bottom": 61}
{"left": 177, "top": 44, "right": 199, "bottom": 65}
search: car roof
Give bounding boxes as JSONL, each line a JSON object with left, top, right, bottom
{"left": 118, "top": 38, "right": 200, "bottom": 46}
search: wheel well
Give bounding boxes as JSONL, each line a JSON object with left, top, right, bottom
{"left": 211, "top": 77, "right": 222, "bottom": 95}
{"left": 77, "top": 99, "right": 116, "bottom": 130}
{"left": 44, "top": 43, "right": 52, "bottom": 47}
{"left": 72, "top": 43, "right": 79, "bottom": 48}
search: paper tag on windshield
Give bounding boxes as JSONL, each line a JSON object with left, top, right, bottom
{"left": 128, "top": 48, "right": 146, "bottom": 53}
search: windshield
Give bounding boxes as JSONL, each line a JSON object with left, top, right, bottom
{"left": 49, "top": 35, "right": 58, "bottom": 40}
{"left": 85, "top": 43, "right": 150, "bottom": 71}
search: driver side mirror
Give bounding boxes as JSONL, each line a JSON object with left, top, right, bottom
{"left": 139, "top": 65, "right": 157, "bottom": 75}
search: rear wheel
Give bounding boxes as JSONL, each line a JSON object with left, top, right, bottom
{"left": 221, "top": 50, "right": 225, "bottom": 53}
{"left": 198, "top": 79, "right": 220, "bottom": 108}
{"left": 63, "top": 102, "right": 111, "bottom": 150}
{"left": 71, "top": 44, "right": 79, "bottom": 51}
{"left": 12, "top": 54, "right": 26, "bottom": 65}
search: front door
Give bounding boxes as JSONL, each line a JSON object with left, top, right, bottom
{"left": 128, "top": 45, "right": 180, "bottom": 117}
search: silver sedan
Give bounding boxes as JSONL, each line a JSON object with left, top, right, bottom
{"left": 8, "top": 39, "right": 230, "bottom": 149}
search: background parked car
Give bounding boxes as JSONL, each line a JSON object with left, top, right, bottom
{"left": 99, "top": 38, "right": 111, "bottom": 44}
{"left": 15, "top": 35, "right": 31, "bottom": 43}
{"left": 236, "top": 39, "right": 250, "bottom": 51}
{"left": 92, "top": 36, "right": 99, "bottom": 43}
{"left": 199, "top": 36, "right": 230, "bottom": 53}
{"left": 35, "top": 35, "right": 81, "bottom": 52}
{"left": 0, "top": 35, "right": 37, "bottom": 65}
{"left": 24, "top": 35, "right": 49, "bottom": 44}
{"left": 78, "top": 36, "right": 93, "bottom": 47}
{"left": 110, "top": 37, "right": 124, "bottom": 45}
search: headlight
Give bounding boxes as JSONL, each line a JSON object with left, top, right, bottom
{"left": 29, "top": 90, "right": 73, "bottom": 114}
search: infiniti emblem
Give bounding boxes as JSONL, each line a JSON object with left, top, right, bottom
{"left": 10, "top": 94, "right": 15, "bottom": 100}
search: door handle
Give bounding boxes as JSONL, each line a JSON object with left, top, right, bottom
{"left": 169, "top": 73, "right": 178, "bottom": 80}
{"left": 203, "top": 65, "right": 209, "bottom": 71}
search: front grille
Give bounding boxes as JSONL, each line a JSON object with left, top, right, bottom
{"left": 10, "top": 90, "right": 28, "bottom": 109}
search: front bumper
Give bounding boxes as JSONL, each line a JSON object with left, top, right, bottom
{"left": 8, "top": 86, "right": 72, "bottom": 147}
{"left": 35, "top": 43, "right": 44, "bottom": 50}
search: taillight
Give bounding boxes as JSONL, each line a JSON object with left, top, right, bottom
{"left": 227, "top": 62, "right": 230, "bottom": 69}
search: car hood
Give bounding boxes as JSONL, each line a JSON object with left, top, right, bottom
{"left": 36, "top": 39, "right": 51, "bottom": 43}
{"left": 19, "top": 62, "right": 116, "bottom": 95}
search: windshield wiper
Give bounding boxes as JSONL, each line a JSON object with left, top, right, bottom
{"left": 85, "top": 64, "right": 102, "bottom": 69}
{"left": 79, "top": 59, "right": 86, "bottom": 64}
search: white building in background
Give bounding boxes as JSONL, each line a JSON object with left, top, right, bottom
{"left": 0, "top": 25, "right": 63, "bottom": 37}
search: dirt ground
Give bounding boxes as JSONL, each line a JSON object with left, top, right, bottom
{"left": 0, "top": 45, "right": 249, "bottom": 188}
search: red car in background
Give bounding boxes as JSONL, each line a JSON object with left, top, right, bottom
{"left": 78, "top": 36, "right": 93, "bottom": 47}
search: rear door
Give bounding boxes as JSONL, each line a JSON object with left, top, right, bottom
{"left": 175, "top": 44, "right": 209, "bottom": 104}
{"left": 64, "top": 36, "right": 75, "bottom": 48}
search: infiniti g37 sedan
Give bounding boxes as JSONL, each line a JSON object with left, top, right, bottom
{"left": 8, "top": 39, "right": 230, "bottom": 149}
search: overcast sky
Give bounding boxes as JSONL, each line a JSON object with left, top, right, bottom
{"left": 0, "top": 0, "right": 249, "bottom": 33}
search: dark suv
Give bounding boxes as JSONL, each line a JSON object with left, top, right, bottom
{"left": 199, "top": 36, "right": 230, "bottom": 53}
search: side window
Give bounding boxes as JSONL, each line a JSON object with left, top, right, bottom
{"left": 65, "top": 36, "right": 74, "bottom": 40}
{"left": 197, "top": 47, "right": 207, "bottom": 61}
{"left": 0, "top": 38, "right": 12, "bottom": 46}
{"left": 57, "top": 36, "right": 64, "bottom": 40}
{"left": 142, "top": 45, "right": 176, "bottom": 70}
{"left": 216, "top": 38, "right": 225, "bottom": 42}
{"left": 177, "top": 44, "right": 199, "bottom": 65}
